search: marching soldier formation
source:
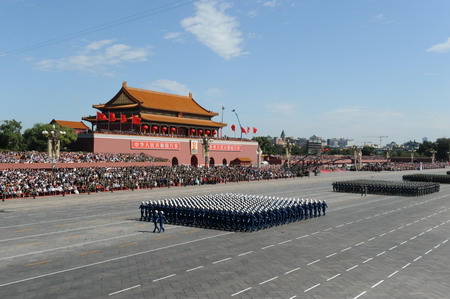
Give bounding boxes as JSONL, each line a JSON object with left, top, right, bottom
{"left": 138, "top": 193, "right": 328, "bottom": 232}
{"left": 332, "top": 179, "right": 440, "bottom": 197}
{"left": 403, "top": 174, "right": 450, "bottom": 184}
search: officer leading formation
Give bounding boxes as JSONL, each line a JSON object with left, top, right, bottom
{"left": 332, "top": 179, "right": 440, "bottom": 197}
{"left": 139, "top": 193, "right": 328, "bottom": 232}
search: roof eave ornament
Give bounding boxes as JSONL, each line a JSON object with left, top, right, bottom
{"left": 122, "top": 81, "right": 127, "bottom": 88}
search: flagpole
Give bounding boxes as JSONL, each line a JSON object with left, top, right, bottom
{"left": 221, "top": 106, "right": 225, "bottom": 138}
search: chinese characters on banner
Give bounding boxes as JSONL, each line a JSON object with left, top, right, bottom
{"left": 130, "top": 141, "right": 241, "bottom": 152}
{"left": 131, "top": 140, "right": 180, "bottom": 150}
{"left": 209, "top": 144, "right": 242, "bottom": 151}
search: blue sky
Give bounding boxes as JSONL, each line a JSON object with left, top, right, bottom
{"left": 1, "top": 0, "right": 449, "bottom": 145}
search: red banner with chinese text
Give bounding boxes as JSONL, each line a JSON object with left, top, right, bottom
{"left": 131, "top": 140, "right": 180, "bottom": 150}
{"left": 209, "top": 144, "right": 242, "bottom": 151}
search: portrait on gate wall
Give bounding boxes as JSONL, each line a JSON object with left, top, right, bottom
{"left": 190, "top": 140, "right": 198, "bottom": 155}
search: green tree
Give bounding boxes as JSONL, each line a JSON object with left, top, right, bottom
{"left": 361, "top": 146, "right": 376, "bottom": 156}
{"left": 291, "top": 145, "right": 304, "bottom": 155}
{"left": 252, "top": 136, "right": 274, "bottom": 155}
{"left": 23, "top": 123, "right": 77, "bottom": 151}
{"left": 273, "top": 144, "right": 285, "bottom": 155}
{"left": 435, "top": 138, "right": 450, "bottom": 161}
{"left": 417, "top": 141, "right": 437, "bottom": 157}
{"left": 0, "top": 119, "right": 24, "bottom": 150}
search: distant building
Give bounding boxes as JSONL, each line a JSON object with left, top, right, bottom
{"left": 327, "top": 138, "right": 338, "bottom": 148}
{"left": 274, "top": 137, "right": 285, "bottom": 145}
{"left": 422, "top": 137, "right": 428, "bottom": 143}
{"left": 307, "top": 141, "right": 322, "bottom": 154}
{"left": 294, "top": 138, "right": 308, "bottom": 148}
{"left": 338, "top": 138, "right": 353, "bottom": 148}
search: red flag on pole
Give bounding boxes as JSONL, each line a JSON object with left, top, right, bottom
{"left": 241, "top": 127, "right": 247, "bottom": 134}
{"left": 109, "top": 112, "right": 116, "bottom": 122}
{"left": 253, "top": 127, "right": 257, "bottom": 134}
{"left": 247, "top": 127, "right": 250, "bottom": 133}
{"left": 132, "top": 115, "right": 142, "bottom": 125}
{"left": 96, "top": 112, "right": 108, "bottom": 121}
{"left": 231, "top": 124, "right": 236, "bottom": 132}
{"left": 120, "top": 114, "right": 127, "bottom": 123}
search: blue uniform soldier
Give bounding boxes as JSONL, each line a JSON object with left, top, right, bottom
{"left": 152, "top": 210, "right": 160, "bottom": 233}
{"left": 321, "top": 200, "right": 328, "bottom": 216}
{"left": 159, "top": 211, "right": 166, "bottom": 233}
{"left": 308, "top": 200, "right": 313, "bottom": 219}
{"left": 317, "top": 200, "right": 321, "bottom": 217}
{"left": 302, "top": 200, "right": 308, "bottom": 220}
{"left": 139, "top": 201, "right": 145, "bottom": 221}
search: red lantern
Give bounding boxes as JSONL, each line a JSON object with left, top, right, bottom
{"left": 152, "top": 126, "right": 158, "bottom": 131}
{"left": 191, "top": 129, "right": 196, "bottom": 133}
{"left": 198, "top": 129, "right": 203, "bottom": 134}
{"left": 143, "top": 125, "right": 149, "bottom": 130}
{"left": 162, "top": 127, "right": 167, "bottom": 131}
{"left": 206, "top": 130, "right": 211, "bottom": 134}
{"left": 213, "top": 130, "right": 217, "bottom": 135}
{"left": 171, "top": 127, "right": 176, "bottom": 132}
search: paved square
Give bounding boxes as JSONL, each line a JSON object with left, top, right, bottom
{"left": 1, "top": 169, "right": 449, "bottom": 298}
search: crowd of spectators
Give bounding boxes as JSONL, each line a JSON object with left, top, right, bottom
{"left": 0, "top": 151, "right": 167, "bottom": 164}
{"left": 0, "top": 165, "right": 294, "bottom": 200}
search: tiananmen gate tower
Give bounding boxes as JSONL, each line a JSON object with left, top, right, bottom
{"left": 75, "top": 82, "right": 258, "bottom": 166}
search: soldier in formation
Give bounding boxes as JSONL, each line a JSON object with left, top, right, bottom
{"left": 403, "top": 174, "right": 450, "bottom": 184}
{"left": 138, "top": 193, "right": 328, "bottom": 232}
{"left": 332, "top": 179, "right": 440, "bottom": 197}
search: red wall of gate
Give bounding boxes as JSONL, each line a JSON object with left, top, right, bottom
{"left": 79, "top": 133, "right": 258, "bottom": 166}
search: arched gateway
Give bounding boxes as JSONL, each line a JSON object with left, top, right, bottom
{"left": 191, "top": 155, "right": 198, "bottom": 167}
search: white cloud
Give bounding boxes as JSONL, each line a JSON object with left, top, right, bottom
{"left": 181, "top": 0, "right": 245, "bottom": 60}
{"left": 248, "top": 9, "right": 258, "bottom": 18}
{"left": 35, "top": 40, "right": 150, "bottom": 75}
{"left": 148, "top": 79, "right": 190, "bottom": 96}
{"left": 84, "top": 39, "right": 115, "bottom": 51}
{"left": 204, "top": 87, "right": 223, "bottom": 97}
{"left": 264, "top": 101, "right": 297, "bottom": 115}
{"left": 164, "top": 32, "right": 186, "bottom": 43}
{"left": 263, "top": 0, "right": 278, "bottom": 7}
{"left": 372, "top": 13, "right": 393, "bottom": 24}
{"left": 426, "top": 37, "right": 450, "bottom": 53}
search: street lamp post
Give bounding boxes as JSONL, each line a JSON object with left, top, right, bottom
{"left": 256, "top": 146, "right": 263, "bottom": 168}
{"left": 231, "top": 109, "right": 243, "bottom": 139}
{"left": 199, "top": 136, "right": 214, "bottom": 167}
{"left": 410, "top": 150, "right": 416, "bottom": 164}
{"left": 285, "top": 139, "right": 292, "bottom": 169}
{"left": 353, "top": 146, "right": 362, "bottom": 171}
{"left": 430, "top": 150, "right": 437, "bottom": 164}
{"left": 358, "top": 148, "right": 362, "bottom": 170}
{"left": 42, "top": 124, "right": 66, "bottom": 171}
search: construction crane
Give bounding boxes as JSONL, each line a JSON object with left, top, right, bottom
{"left": 363, "top": 136, "right": 389, "bottom": 147}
